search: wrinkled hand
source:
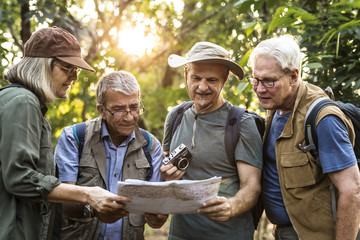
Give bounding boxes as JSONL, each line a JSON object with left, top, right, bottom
{"left": 94, "top": 203, "right": 130, "bottom": 223}
{"left": 160, "top": 164, "right": 185, "bottom": 181}
{"left": 197, "top": 196, "right": 233, "bottom": 222}
{"left": 145, "top": 213, "right": 168, "bottom": 228}
{"left": 87, "top": 186, "right": 131, "bottom": 223}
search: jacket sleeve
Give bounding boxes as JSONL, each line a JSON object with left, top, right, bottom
{"left": 0, "top": 93, "right": 60, "bottom": 201}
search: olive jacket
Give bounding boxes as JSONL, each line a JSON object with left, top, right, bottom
{"left": 0, "top": 86, "right": 61, "bottom": 240}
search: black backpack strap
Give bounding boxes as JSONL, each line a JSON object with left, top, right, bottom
{"left": 73, "top": 122, "right": 86, "bottom": 160}
{"left": 169, "top": 101, "right": 193, "bottom": 140}
{"left": 225, "top": 106, "right": 245, "bottom": 164}
{"left": 335, "top": 101, "right": 360, "bottom": 161}
{"left": 140, "top": 128, "right": 154, "bottom": 181}
{"left": 299, "top": 97, "right": 338, "bottom": 165}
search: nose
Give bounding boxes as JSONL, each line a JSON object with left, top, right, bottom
{"left": 254, "top": 81, "right": 267, "bottom": 93}
{"left": 121, "top": 111, "right": 135, "bottom": 121}
{"left": 198, "top": 78, "right": 208, "bottom": 91}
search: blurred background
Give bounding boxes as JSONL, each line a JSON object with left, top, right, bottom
{"left": 1, "top": 0, "right": 359, "bottom": 238}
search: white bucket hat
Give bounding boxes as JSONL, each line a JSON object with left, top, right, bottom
{"left": 168, "top": 41, "right": 244, "bottom": 80}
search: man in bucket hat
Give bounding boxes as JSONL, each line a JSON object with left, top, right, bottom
{"left": 0, "top": 27, "right": 127, "bottom": 240}
{"left": 161, "top": 42, "right": 263, "bottom": 239}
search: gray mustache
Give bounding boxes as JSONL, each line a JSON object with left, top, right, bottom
{"left": 195, "top": 90, "right": 212, "bottom": 94}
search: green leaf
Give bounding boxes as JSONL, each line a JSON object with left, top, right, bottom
{"left": 304, "top": 62, "right": 323, "bottom": 69}
{"left": 267, "top": 6, "right": 318, "bottom": 34}
{"left": 339, "top": 19, "right": 360, "bottom": 31}
{"left": 242, "top": 22, "right": 256, "bottom": 36}
{"left": 348, "top": 61, "right": 358, "bottom": 71}
{"left": 317, "top": 29, "right": 337, "bottom": 45}
{"left": 237, "top": 82, "right": 249, "bottom": 93}
{"left": 342, "top": 76, "right": 358, "bottom": 90}
{"left": 353, "top": 79, "right": 360, "bottom": 90}
{"left": 332, "top": 1, "right": 360, "bottom": 9}
{"left": 238, "top": 49, "right": 252, "bottom": 68}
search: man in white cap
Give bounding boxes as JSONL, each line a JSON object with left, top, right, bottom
{"left": 161, "top": 42, "right": 263, "bottom": 239}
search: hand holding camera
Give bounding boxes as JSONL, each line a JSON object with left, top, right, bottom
{"left": 162, "top": 144, "right": 192, "bottom": 170}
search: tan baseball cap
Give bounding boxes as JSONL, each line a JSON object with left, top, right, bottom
{"left": 24, "top": 26, "right": 95, "bottom": 72}
{"left": 168, "top": 41, "right": 244, "bottom": 80}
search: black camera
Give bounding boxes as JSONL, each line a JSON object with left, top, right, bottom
{"left": 162, "top": 144, "right": 192, "bottom": 170}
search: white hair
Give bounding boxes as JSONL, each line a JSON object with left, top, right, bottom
{"left": 5, "top": 57, "right": 57, "bottom": 103}
{"left": 249, "top": 35, "right": 302, "bottom": 78}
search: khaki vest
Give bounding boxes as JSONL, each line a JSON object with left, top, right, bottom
{"left": 60, "top": 117, "right": 157, "bottom": 240}
{"left": 264, "top": 82, "right": 355, "bottom": 240}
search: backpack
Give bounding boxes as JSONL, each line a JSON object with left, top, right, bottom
{"left": 168, "top": 101, "right": 265, "bottom": 228}
{"left": 73, "top": 122, "right": 154, "bottom": 181}
{"left": 299, "top": 98, "right": 360, "bottom": 165}
{"left": 297, "top": 87, "right": 360, "bottom": 220}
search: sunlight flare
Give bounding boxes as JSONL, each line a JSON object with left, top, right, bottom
{"left": 117, "top": 26, "right": 157, "bottom": 56}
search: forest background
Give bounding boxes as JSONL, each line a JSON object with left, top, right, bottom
{"left": 1, "top": 0, "right": 359, "bottom": 239}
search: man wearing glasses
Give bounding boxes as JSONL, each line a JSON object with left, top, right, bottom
{"left": 248, "top": 35, "right": 360, "bottom": 240}
{"left": 55, "top": 71, "right": 167, "bottom": 240}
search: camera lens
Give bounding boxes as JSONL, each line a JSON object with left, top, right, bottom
{"left": 177, "top": 158, "right": 189, "bottom": 170}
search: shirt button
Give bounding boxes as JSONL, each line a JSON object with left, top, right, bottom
{"left": 114, "top": 173, "right": 118, "bottom": 177}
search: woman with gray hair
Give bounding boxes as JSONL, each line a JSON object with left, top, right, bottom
{"left": 0, "top": 27, "right": 127, "bottom": 240}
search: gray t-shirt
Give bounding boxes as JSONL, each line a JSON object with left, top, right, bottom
{"left": 163, "top": 101, "right": 263, "bottom": 240}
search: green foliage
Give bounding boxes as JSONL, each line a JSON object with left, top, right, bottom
{"left": 1, "top": 0, "right": 359, "bottom": 148}
{"left": 1, "top": 0, "right": 359, "bottom": 238}
{"left": 267, "top": 0, "right": 360, "bottom": 106}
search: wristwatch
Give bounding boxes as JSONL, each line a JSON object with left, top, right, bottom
{"left": 84, "top": 204, "right": 94, "bottom": 218}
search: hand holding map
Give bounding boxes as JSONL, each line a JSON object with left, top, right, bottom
{"left": 117, "top": 176, "right": 222, "bottom": 214}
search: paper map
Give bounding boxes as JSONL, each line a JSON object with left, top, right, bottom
{"left": 117, "top": 176, "right": 222, "bottom": 214}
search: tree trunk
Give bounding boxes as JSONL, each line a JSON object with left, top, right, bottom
{"left": 20, "top": 2, "right": 31, "bottom": 45}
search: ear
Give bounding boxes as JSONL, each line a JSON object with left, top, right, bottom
{"left": 224, "top": 74, "right": 228, "bottom": 83}
{"left": 97, "top": 105, "right": 106, "bottom": 119}
{"left": 290, "top": 69, "right": 299, "bottom": 85}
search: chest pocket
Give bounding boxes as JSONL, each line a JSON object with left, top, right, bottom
{"left": 280, "top": 151, "right": 316, "bottom": 188}
{"left": 133, "top": 158, "right": 150, "bottom": 180}
{"left": 78, "top": 154, "right": 103, "bottom": 187}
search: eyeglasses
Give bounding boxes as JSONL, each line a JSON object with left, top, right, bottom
{"left": 248, "top": 73, "right": 287, "bottom": 88}
{"left": 103, "top": 101, "right": 145, "bottom": 119}
{"left": 56, "top": 64, "right": 81, "bottom": 76}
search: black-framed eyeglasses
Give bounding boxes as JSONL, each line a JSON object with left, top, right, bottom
{"left": 103, "top": 101, "right": 145, "bottom": 119}
{"left": 56, "top": 64, "right": 81, "bottom": 76}
{"left": 247, "top": 73, "right": 287, "bottom": 88}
